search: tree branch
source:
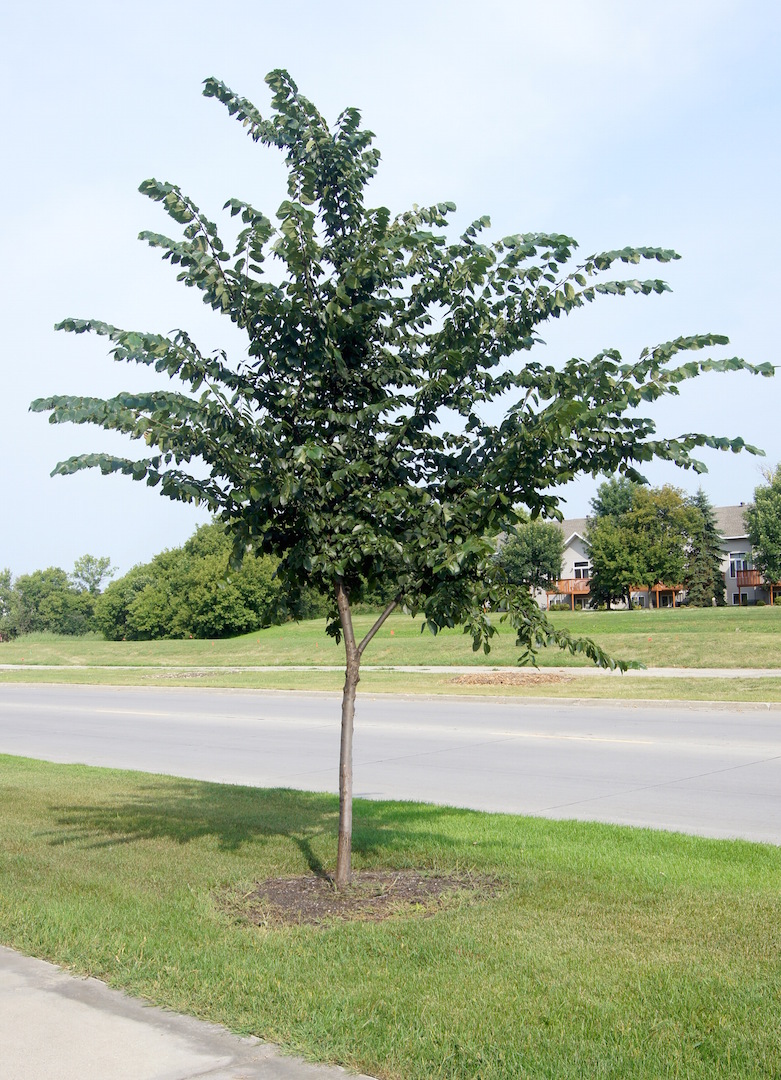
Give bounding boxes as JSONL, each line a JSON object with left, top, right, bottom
{"left": 335, "top": 578, "right": 358, "bottom": 657}
{"left": 357, "top": 596, "right": 400, "bottom": 656}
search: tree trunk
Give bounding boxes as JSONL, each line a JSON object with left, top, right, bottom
{"left": 336, "top": 658, "right": 360, "bottom": 886}
{"left": 333, "top": 582, "right": 399, "bottom": 889}
{"left": 335, "top": 581, "right": 359, "bottom": 888}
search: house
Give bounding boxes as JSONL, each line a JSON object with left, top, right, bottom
{"left": 713, "top": 504, "right": 766, "bottom": 607}
{"left": 543, "top": 504, "right": 774, "bottom": 609}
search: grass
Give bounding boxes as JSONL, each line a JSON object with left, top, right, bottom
{"left": 2, "top": 665, "right": 781, "bottom": 702}
{"left": 1, "top": 605, "right": 781, "bottom": 672}
{"left": 1, "top": 754, "right": 779, "bottom": 1078}
{"left": 2, "top": 607, "right": 780, "bottom": 703}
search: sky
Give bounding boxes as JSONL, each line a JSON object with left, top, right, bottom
{"left": 2, "top": 0, "right": 779, "bottom": 577}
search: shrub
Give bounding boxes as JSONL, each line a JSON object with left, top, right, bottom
{"left": 95, "top": 523, "right": 285, "bottom": 640}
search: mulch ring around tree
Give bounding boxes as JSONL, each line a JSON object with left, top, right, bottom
{"left": 450, "top": 671, "right": 574, "bottom": 686}
{"left": 216, "top": 871, "right": 500, "bottom": 928}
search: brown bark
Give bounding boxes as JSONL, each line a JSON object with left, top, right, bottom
{"left": 334, "top": 583, "right": 399, "bottom": 888}
{"left": 335, "top": 581, "right": 359, "bottom": 887}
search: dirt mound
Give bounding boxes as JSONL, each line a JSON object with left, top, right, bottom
{"left": 451, "top": 671, "right": 573, "bottom": 686}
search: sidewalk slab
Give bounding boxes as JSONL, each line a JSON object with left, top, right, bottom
{"left": 0, "top": 946, "right": 376, "bottom": 1080}
{"left": 3, "top": 663, "right": 781, "bottom": 678}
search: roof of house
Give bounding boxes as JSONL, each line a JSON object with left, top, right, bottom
{"left": 713, "top": 504, "right": 749, "bottom": 539}
{"left": 555, "top": 504, "right": 750, "bottom": 546}
{"left": 554, "top": 516, "right": 588, "bottom": 543}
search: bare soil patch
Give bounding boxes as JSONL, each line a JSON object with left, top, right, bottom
{"left": 451, "top": 671, "right": 574, "bottom": 686}
{"left": 218, "top": 870, "right": 498, "bottom": 928}
{"left": 145, "top": 669, "right": 242, "bottom": 680}
{"left": 147, "top": 671, "right": 211, "bottom": 680}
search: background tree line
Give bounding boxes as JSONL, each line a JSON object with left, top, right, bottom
{"left": 0, "top": 556, "right": 114, "bottom": 638}
{"left": 95, "top": 521, "right": 336, "bottom": 640}
{"left": 0, "top": 521, "right": 398, "bottom": 641}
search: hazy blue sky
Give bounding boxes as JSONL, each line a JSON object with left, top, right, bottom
{"left": 3, "top": 1, "right": 779, "bottom": 576}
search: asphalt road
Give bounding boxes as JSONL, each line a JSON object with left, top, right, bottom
{"left": 1, "top": 684, "right": 780, "bottom": 844}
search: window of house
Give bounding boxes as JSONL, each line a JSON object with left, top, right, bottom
{"left": 729, "top": 553, "right": 750, "bottom": 577}
{"left": 732, "top": 593, "right": 740, "bottom": 605}
{"left": 574, "top": 561, "right": 590, "bottom": 579}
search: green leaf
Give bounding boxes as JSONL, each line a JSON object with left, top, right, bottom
{"left": 31, "top": 65, "right": 770, "bottom": 684}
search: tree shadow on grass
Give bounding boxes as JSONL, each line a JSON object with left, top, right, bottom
{"left": 45, "top": 778, "right": 474, "bottom": 876}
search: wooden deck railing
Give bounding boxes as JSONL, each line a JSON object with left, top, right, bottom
{"left": 545, "top": 578, "right": 591, "bottom": 610}
{"left": 547, "top": 578, "right": 591, "bottom": 596}
{"left": 736, "top": 569, "right": 764, "bottom": 588}
{"left": 736, "top": 569, "right": 780, "bottom": 604}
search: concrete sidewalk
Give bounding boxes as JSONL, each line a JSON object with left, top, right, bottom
{"left": 0, "top": 946, "right": 376, "bottom": 1080}
{"left": 3, "top": 663, "right": 781, "bottom": 678}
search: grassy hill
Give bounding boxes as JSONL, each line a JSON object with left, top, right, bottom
{"left": 1, "top": 605, "right": 780, "bottom": 670}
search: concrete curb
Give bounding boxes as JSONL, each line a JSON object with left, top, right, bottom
{"left": 0, "top": 946, "right": 377, "bottom": 1080}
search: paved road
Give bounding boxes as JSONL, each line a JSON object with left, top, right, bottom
{"left": 1, "top": 684, "right": 780, "bottom": 843}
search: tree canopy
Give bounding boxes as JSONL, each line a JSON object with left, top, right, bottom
{"left": 585, "top": 516, "right": 644, "bottom": 609}
{"left": 31, "top": 70, "right": 772, "bottom": 882}
{"left": 684, "top": 489, "right": 726, "bottom": 607}
{"left": 746, "top": 466, "right": 781, "bottom": 587}
{"left": 587, "top": 483, "right": 707, "bottom": 607}
{"left": 72, "top": 554, "right": 115, "bottom": 595}
{"left": 0, "top": 562, "right": 106, "bottom": 638}
{"left": 589, "top": 476, "right": 638, "bottom": 523}
{"left": 628, "top": 485, "right": 699, "bottom": 589}
{"left": 586, "top": 478, "right": 644, "bottom": 607}
{"left": 495, "top": 518, "right": 564, "bottom": 591}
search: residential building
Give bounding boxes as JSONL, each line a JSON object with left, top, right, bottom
{"left": 714, "top": 504, "right": 763, "bottom": 607}
{"left": 542, "top": 504, "right": 773, "bottom": 609}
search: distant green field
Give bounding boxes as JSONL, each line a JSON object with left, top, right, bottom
{"left": 1, "top": 605, "right": 780, "bottom": 670}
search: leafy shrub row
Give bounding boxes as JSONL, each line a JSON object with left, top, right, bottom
{"left": 95, "top": 523, "right": 329, "bottom": 640}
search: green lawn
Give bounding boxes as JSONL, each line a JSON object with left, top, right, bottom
{"left": 2, "top": 665, "right": 781, "bottom": 703}
{"left": 1, "top": 755, "right": 779, "bottom": 1079}
{"left": 1, "top": 605, "right": 780, "bottom": 671}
